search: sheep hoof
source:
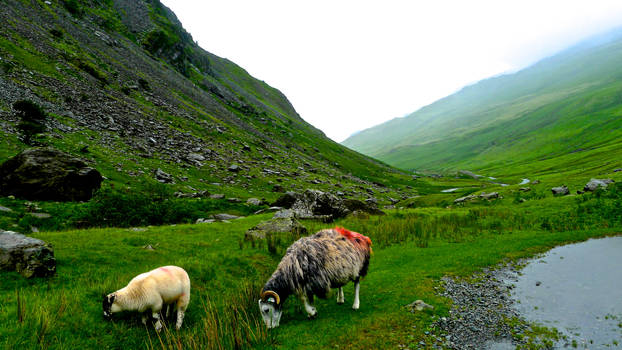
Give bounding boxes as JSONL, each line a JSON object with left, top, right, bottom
{"left": 352, "top": 305, "right": 359, "bottom": 310}
{"left": 337, "top": 301, "right": 344, "bottom": 305}
{"left": 307, "top": 311, "right": 317, "bottom": 319}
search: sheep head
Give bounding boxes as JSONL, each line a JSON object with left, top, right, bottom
{"left": 258, "top": 290, "right": 282, "bottom": 328}
{"left": 102, "top": 293, "right": 116, "bottom": 319}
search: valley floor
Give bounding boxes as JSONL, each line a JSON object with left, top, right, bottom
{"left": 1, "top": 200, "right": 620, "bottom": 349}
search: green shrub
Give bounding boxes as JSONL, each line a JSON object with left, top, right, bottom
{"left": 74, "top": 182, "right": 260, "bottom": 228}
{"left": 575, "top": 183, "right": 622, "bottom": 227}
{"left": 1, "top": 60, "right": 13, "bottom": 73}
{"left": 141, "top": 29, "right": 189, "bottom": 75}
{"left": 14, "top": 100, "right": 47, "bottom": 145}
{"left": 73, "top": 58, "right": 108, "bottom": 83}
{"left": 49, "top": 28, "right": 63, "bottom": 39}
{"left": 142, "top": 30, "right": 177, "bottom": 56}
{"left": 61, "top": 0, "right": 83, "bottom": 17}
{"left": 138, "top": 78, "right": 150, "bottom": 91}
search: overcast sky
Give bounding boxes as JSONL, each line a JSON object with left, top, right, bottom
{"left": 161, "top": 0, "right": 622, "bottom": 142}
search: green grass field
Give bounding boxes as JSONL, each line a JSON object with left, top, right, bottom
{"left": 2, "top": 184, "right": 621, "bottom": 349}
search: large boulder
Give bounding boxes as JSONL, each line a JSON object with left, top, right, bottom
{"left": 273, "top": 209, "right": 296, "bottom": 219}
{"left": 271, "top": 191, "right": 301, "bottom": 208}
{"left": 0, "top": 148, "right": 102, "bottom": 201}
{"left": 0, "top": 230, "right": 56, "bottom": 278}
{"left": 245, "top": 217, "right": 307, "bottom": 240}
{"left": 584, "top": 178, "right": 614, "bottom": 192}
{"left": 290, "top": 189, "right": 349, "bottom": 221}
{"left": 272, "top": 190, "right": 385, "bottom": 221}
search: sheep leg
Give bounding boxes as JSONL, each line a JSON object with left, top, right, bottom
{"left": 301, "top": 293, "right": 317, "bottom": 318}
{"left": 152, "top": 312, "right": 163, "bottom": 332}
{"left": 352, "top": 278, "right": 360, "bottom": 310}
{"left": 175, "top": 299, "right": 188, "bottom": 330}
{"left": 336, "top": 287, "right": 345, "bottom": 304}
{"left": 141, "top": 313, "right": 149, "bottom": 326}
{"left": 152, "top": 299, "right": 164, "bottom": 332}
{"left": 175, "top": 309, "right": 185, "bottom": 330}
{"left": 174, "top": 293, "right": 190, "bottom": 330}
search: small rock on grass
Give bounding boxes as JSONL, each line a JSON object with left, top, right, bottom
{"left": 212, "top": 213, "right": 241, "bottom": 221}
{"left": 551, "top": 186, "right": 569, "bottom": 196}
{"left": 406, "top": 300, "right": 434, "bottom": 312}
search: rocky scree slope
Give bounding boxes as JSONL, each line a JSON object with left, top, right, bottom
{"left": 0, "top": 0, "right": 413, "bottom": 203}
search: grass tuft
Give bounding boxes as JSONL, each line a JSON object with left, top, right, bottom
{"left": 16, "top": 289, "right": 24, "bottom": 323}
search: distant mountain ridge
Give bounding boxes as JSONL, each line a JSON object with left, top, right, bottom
{"left": 342, "top": 27, "right": 622, "bottom": 175}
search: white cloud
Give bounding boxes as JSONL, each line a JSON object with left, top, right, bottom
{"left": 161, "top": 0, "right": 622, "bottom": 142}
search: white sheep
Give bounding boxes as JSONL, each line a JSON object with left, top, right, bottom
{"left": 258, "top": 227, "right": 372, "bottom": 328}
{"left": 103, "top": 265, "right": 190, "bottom": 331}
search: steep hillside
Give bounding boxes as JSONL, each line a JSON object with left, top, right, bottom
{"left": 0, "top": 0, "right": 417, "bottom": 204}
{"left": 343, "top": 28, "right": 622, "bottom": 175}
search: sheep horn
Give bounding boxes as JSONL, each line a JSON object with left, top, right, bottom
{"left": 261, "top": 290, "right": 280, "bottom": 305}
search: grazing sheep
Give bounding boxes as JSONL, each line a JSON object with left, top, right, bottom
{"left": 103, "top": 265, "right": 190, "bottom": 331}
{"left": 258, "top": 227, "right": 372, "bottom": 328}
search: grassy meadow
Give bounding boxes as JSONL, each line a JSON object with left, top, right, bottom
{"left": 1, "top": 181, "right": 621, "bottom": 349}
{"left": 3, "top": 1, "right": 622, "bottom": 349}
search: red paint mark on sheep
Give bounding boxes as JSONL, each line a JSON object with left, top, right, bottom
{"left": 334, "top": 227, "right": 372, "bottom": 250}
{"left": 159, "top": 267, "right": 173, "bottom": 276}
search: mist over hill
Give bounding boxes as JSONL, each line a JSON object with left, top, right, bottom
{"left": 342, "top": 27, "right": 622, "bottom": 175}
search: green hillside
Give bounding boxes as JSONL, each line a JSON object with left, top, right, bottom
{"left": 342, "top": 28, "right": 622, "bottom": 175}
{"left": 0, "top": 0, "right": 419, "bottom": 212}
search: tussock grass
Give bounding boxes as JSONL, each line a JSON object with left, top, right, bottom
{"left": 147, "top": 284, "right": 274, "bottom": 350}
{"left": 264, "top": 185, "right": 622, "bottom": 254}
